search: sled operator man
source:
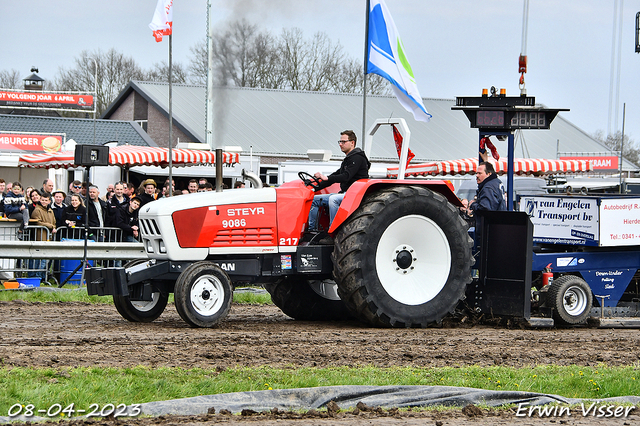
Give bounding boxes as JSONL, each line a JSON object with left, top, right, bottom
{"left": 308, "top": 130, "right": 370, "bottom": 233}
{"left": 469, "top": 160, "right": 506, "bottom": 213}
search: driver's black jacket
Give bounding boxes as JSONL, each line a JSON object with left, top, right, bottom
{"left": 316, "top": 148, "right": 371, "bottom": 193}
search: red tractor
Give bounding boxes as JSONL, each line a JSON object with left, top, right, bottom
{"left": 88, "top": 120, "right": 473, "bottom": 327}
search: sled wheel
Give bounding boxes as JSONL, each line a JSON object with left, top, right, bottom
{"left": 113, "top": 260, "right": 168, "bottom": 323}
{"left": 174, "top": 262, "right": 233, "bottom": 328}
{"left": 332, "top": 186, "right": 473, "bottom": 327}
{"left": 264, "top": 277, "right": 352, "bottom": 321}
{"left": 548, "top": 275, "right": 593, "bottom": 325}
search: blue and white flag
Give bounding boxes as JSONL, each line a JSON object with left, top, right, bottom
{"left": 367, "top": 0, "right": 431, "bottom": 122}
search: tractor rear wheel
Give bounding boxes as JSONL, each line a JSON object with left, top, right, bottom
{"left": 332, "top": 186, "right": 473, "bottom": 327}
{"left": 265, "top": 277, "right": 352, "bottom": 321}
{"left": 113, "top": 260, "right": 168, "bottom": 323}
{"left": 174, "top": 262, "right": 233, "bottom": 328}
{"left": 548, "top": 275, "right": 593, "bottom": 325}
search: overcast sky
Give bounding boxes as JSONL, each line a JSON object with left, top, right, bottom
{"left": 2, "top": 0, "right": 639, "bottom": 149}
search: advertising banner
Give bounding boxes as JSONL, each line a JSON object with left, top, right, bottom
{"left": 559, "top": 156, "right": 619, "bottom": 171}
{"left": 0, "top": 90, "right": 94, "bottom": 111}
{"left": 598, "top": 198, "right": 640, "bottom": 247}
{"left": 520, "top": 196, "right": 599, "bottom": 246}
{"left": 0, "top": 133, "right": 63, "bottom": 153}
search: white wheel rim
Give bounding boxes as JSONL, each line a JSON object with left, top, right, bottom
{"left": 308, "top": 279, "right": 341, "bottom": 301}
{"left": 375, "top": 215, "right": 451, "bottom": 306}
{"left": 130, "top": 292, "right": 159, "bottom": 312}
{"left": 563, "top": 285, "right": 588, "bottom": 316}
{"left": 190, "top": 274, "right": 225, "bottom": 317}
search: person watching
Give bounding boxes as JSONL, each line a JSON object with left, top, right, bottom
{"left": 41, "top": 178, "right": 54, "bottom": 195}
{"left": 28, "top": 188, "right": 41, "bottom": 217}
{"left": 4, "top": 181, "right": 29, "bottom": 234}
{"left": 51, "top": 190, "right": 67, "bottom": 232}
{"left": 187, "top": 179, "right": 198, "bottom": 193}
{"left": 64, "top": 194, "right": 86, "bottom": 228}
{"left": 115, "top": 196, "right": 142, "bottom": 242}
{"left": 0, "top": 178, "right": 5, "bottom": 216}
{"left": 139, "top": 179, "right": 157, "bottom": 206}
{"left": 64, "top": 180, "right": 84, "bottom": 205}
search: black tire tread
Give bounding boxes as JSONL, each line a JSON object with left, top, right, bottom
{"left": 113, "top": 293, "right": 168, "bottom": 322}
{"left": 265, "top": 278, "right": 352, "bottom": 321}
{"left": 112, "top": 260, "right": 168, "bottom": 323}
{"left": 332, "top": 186, "right": 473, "bottom": 327}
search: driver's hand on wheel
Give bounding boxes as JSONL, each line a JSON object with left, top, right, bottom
{"left": 314, "top": 172, "right": 328, "bottom": 181}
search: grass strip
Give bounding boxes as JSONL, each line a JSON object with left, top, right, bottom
{"left": 0, "top": 287, "right": 272, "bottom": 305}
{"left": 0, "top": 365, "right": 638, "bottom": 417}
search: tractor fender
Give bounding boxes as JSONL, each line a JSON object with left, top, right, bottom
{"left": 328, "top": 179, "right": 461, "bottom": 233}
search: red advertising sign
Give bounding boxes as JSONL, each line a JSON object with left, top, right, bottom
{"left": 560, "top": 156, "right": 619, "bottom": 171}
{"left": 0, "top": 133, "right": 63, "bottom": 153}
{"left": 0, "top": 90, "right": 94, "bottom": 111}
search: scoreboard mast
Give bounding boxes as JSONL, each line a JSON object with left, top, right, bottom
{"left": 452, "top": 92, "right": 569, "bottom": 211}
{"left": 452, "top": 94, "right": 568, "bottom": 131}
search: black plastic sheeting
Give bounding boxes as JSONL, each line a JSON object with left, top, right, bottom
{"left": 3, "top": 385, "right": 639, "bottom": 423}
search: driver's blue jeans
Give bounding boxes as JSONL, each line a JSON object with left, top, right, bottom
{"left": 308, "top": 193, "right": 344, "bottom": 231}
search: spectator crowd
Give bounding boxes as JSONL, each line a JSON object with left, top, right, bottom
{"left": 1, "top": 176, "right": 245, "bottom": 284}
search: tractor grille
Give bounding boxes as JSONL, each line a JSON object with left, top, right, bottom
{"left": 139, "top": 218, "right": 161, "bottom": 236}
{"left": 213, "top": 228, "right": 276, "bottom": 245}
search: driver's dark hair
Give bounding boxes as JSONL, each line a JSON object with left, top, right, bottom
{"left": 341, "top": 130, "right": 357, "bottom": 145}
{"left": 479, "top": 161, "right": 495, "bottom": 174}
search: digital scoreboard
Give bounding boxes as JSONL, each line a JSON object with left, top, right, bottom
{"left": 452, "top": 95, "right": 568, "bottom": 131}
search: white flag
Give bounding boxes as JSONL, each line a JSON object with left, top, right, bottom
{"left": 367, "top": 0, "right": 431, "bottom": 122}
{"left": 149, "top": 0, "right": 173, "bottom": 42}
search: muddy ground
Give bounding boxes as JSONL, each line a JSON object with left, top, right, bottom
{"left": 1, "top": 300, "right": 639, "bottom": 425}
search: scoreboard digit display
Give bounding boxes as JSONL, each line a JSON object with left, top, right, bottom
{"left": 453, "top": 95, "right": 567, "bottom": 131}
{"left": 475, "top": 110, "right": 505, "bottom": 127}
{"left": 510, "top": 111, "right": 547, "bottom": 129}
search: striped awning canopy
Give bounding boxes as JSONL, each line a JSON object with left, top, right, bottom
{"left": 387, "top": 157, "right": 592, "bottom": 178}
{"left": 18, "top": 145, "right": 240, "bottom": 169}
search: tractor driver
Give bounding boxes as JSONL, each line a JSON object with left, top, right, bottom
{"left": 308, "top": 130, "right": 370, "bottom": 233}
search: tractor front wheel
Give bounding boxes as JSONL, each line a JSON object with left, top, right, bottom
{"left": 174, "top": 262, "right": 233, "bottom": 327}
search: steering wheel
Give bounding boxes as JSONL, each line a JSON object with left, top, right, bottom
{"left": 298, "top": 171, "right": 323, "bottom": 190}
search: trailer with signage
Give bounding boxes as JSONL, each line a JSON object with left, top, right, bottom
{"left": 521, "top": 195, "right": 640, "bottom": 326}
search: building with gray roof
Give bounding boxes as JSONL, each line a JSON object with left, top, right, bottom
{"left": 0, "top": 114, "right": 156, "bottom": 147}
{"left": 102, "top": 81, "right": 633, "bottom": 170}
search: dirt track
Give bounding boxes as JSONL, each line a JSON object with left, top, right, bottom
{"left": 1, "top": 300, "right": 639, "bottom": 425}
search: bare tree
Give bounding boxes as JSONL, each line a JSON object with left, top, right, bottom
{"left": 0, "top": 69, "right": 23, "bottom": 89}
{"left": 333, "top": 58, "right": 389, "bottom": 95}
{"left": 190, "top": 19, "right": 280, "bottom": 88}
{"left": 52, "top": 48, "right": 145, "bottom": 115}
{"left": 188, "top": 21, "right": 390, "bottom": 96}
{"left": 592, "top": 130, "right": 639, "bottom": 167}
{"left": 145, "top": 61, "right": 188, "bottom": 84}
{"left": 188, "top": 39, "right": 208, "bottom": 85}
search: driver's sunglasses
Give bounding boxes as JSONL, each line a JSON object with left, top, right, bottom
{"left": 338, "top": 139, "right": 352, "bottom": 145}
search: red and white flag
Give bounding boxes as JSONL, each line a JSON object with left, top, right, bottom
{"left": 393, "top": 125, "right": 415, "bottom": 168}
{"left": 149, "top": 0, "right": 173, "bottom": 42}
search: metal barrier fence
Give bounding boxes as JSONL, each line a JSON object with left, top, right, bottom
{"left": 0, "top": 223, "right": 52, "bottom": 284}
{"left": 0, "top": 221, "right": 144, "bottom": 286}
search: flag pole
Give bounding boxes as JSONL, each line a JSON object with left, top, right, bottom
{"left": 361, "top": 0, "right": 370, "bottom": 145}
{"left": 168, "top": 34, "right": 173, "bottom": 196}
